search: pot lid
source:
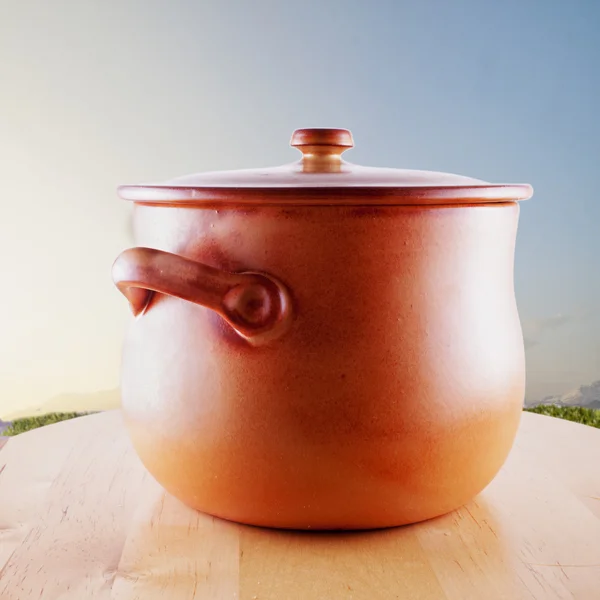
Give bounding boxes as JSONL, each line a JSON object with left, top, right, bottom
{"left": 118, "top": 128, "right": 533, "bottom": 205}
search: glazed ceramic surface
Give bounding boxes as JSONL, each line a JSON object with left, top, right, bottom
{"left": 112, "top": 128, "right": 533, "bottom": 530}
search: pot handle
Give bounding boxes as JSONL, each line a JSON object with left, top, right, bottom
{"left": 112, "top": 247, "right": 293, "bottom": 345}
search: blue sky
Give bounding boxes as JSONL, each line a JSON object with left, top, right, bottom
{"left": 1, "top": 0, "right": 598, "bottom": 411}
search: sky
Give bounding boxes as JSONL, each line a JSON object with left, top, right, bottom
{"left": 0, "top": 0, "right": 599, "bottom": 416}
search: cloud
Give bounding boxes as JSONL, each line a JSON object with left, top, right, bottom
{"left": 522, "top": 314, "right": 570, "bottom": 349}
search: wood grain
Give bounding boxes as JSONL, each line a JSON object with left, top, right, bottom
{"left": 0, "top": 410, "right": 599, "bottom": 599}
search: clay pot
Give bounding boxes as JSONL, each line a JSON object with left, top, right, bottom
{"left": 112, "top": 128, "right": 533, "bottom": 530}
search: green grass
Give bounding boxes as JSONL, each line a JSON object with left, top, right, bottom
{"left": 2, "top": 406, "right": 599, "bottom": 437}
{"left": 2, "top": 412, "right": 95, "bottom": 436}
{"left": 524, "top": 405, "right": 600, "bottom": 429}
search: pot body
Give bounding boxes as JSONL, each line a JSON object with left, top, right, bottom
{"left": 119, "top": 201, "right": 525, "bottom": 530}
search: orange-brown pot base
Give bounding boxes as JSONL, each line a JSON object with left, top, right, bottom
{"left": 123, "top": 396, "right": 523, "bottom": 530}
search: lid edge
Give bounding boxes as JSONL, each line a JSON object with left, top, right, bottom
{"left": 118, "top": 183, "right": 534, "bottom": 205}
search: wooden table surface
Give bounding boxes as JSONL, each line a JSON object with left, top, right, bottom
{"left": 1, "top": 411, "right": 599, "bottom": 599}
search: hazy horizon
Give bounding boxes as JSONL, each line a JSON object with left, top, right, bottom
{"left": 1, "top": 1, "right": 598, "bottom": 418}
{"left": 4, "top": 373, "right": 600, "bottom": 421}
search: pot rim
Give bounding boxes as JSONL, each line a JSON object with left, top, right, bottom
{"left": 118, "top": 183, "right": 533, "bottom": 206}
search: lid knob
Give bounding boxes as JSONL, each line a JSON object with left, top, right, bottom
{"left": 290, "top": 128, "right": 354, "bottom": 173}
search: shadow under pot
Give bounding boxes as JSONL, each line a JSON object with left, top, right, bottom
{"left": 112, "top": 127, "right": 533, "bottom": 530}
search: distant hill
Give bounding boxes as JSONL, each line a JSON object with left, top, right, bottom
{"left": 528, "top": 379, "right": 600, "bottom": 410}
{"left": 2, "top": 389, "right": 121, "bottom": 421}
